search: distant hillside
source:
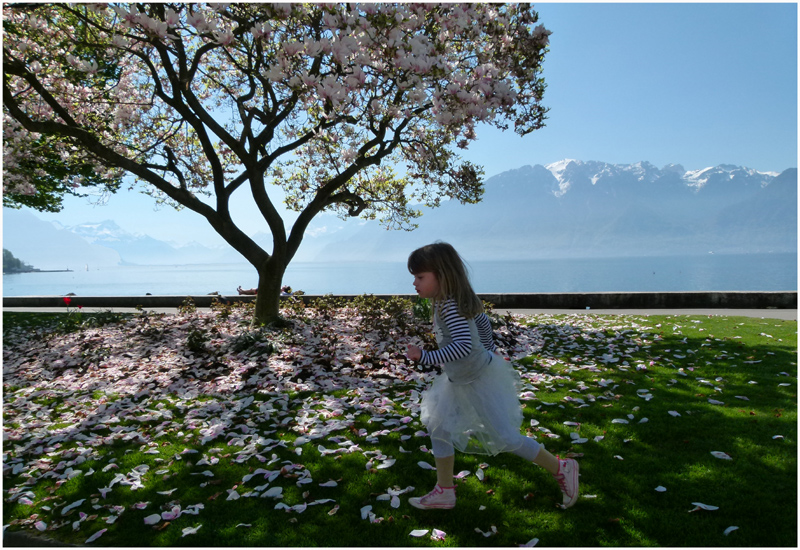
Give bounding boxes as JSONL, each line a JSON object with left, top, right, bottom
{"left": 3, "top": 248, "right": 38, "bottom": 273}
{"left": 2, "top": 210, "right": 121, "bottom": 270}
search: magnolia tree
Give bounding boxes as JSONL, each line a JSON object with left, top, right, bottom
{"left": 3, "top": 2, "right": 551, "bottom": 323}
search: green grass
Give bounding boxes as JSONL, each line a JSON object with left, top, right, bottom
{"left": 2, "top": 309, "right": 796, "bottom": 546}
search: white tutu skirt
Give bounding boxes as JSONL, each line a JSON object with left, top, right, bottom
{"left": 420, "top": 353, "right": 524, "bottom": 456}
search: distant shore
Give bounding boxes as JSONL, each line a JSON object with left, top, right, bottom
{"left": 3, "top": 269, "right": 73, "bottom": 274}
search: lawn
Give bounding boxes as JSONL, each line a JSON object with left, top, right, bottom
{"left": 3, "top": 297, "right": 797, "bottom": 546}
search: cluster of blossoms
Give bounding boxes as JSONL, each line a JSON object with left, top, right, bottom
{"left": 2, "top": 8, "right": 135, "bottom": 203}
{"left": 3, "top": 3, "right": 549, "bottom": 214}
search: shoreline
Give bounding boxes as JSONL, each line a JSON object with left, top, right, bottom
{"left": 3, "top": 269, "right": 73, "bottom": 274}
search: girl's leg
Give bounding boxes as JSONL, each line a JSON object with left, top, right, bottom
{"left": 511, "top": 436, "right": 558, "bottom": 474}
{"left": 434, "top": 454, "right": 455, "bottom": 488}
{"left": 430, "top": 426, "right": 457, "bottom": 487}
{"left": 409, "top": 427, "right": 457, "bottom": 510}
{"left": 510, "top": 436, "right": 579, "bottom": 508}
{"left": 530, "top": 446, "right": 559, "bottom": 476}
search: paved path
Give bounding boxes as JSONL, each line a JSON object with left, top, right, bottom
{"left": 3, "top": 530, "right": 75, "bottom": 547}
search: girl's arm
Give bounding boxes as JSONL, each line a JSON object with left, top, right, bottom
{"left": 418, "top": 300, "right": 472, "bottom": 365}
{"left": 475, "top": 312, "right": 497, "bottom": 352}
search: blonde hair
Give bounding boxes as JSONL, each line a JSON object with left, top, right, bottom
{"left": 407, "top": 242, "right": 484, "bottom": 318}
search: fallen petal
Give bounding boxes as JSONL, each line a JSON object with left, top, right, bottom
{"left": 85, "top": 529, "right": 107, "bottom": 544}
{"left": 690, "top": 502, "right": 719, "bottom": 512}
{"left": 182, "top": 525, "right": 202, "bottom": 537}
{"left": 724, "top": 526, "right": 739, "bottom": 535}
{"left": 521, "top": 537, "right": 539, "bottom": 547}
{"left": 361, "top": 505, "right": 372, "bottom": 520}
{"left": 668, "top": 411, "right": 681, "bottom": 417}
{"left": 162, "top": 506, "right": 181, "bottom": 521}
{"left": 710, "top": 451, "right": 732, "bottom": 460}
{"left": 262, "top": 486, "right": 283, "bottom": 499}
{"left": 431, "top": 528, "right": 446, "bottom": 541}
{"left": 62, "top": 499, "right": 86, "bottom": 516}
{"left": 655, "top": 486, "right": 667, "bottom": 492}
{"left": 409, "top": 529, "right": 429, "bottom": 537}
{"left": 417, "top": 461, "right": 436, "bottom": 470}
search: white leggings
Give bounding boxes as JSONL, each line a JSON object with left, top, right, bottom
{"left": 430, "top": 426, "right": 542, "bottom": 461}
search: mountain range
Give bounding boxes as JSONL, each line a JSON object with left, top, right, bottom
{"left": 3, "top": 160, "right": 796, "bottom": 270}
{"left": 308, "top": 160, "right": 797, "bottom": 261}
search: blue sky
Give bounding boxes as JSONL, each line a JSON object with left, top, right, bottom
{"left": 12, "top": 2, "right": 798, "bottom": 246}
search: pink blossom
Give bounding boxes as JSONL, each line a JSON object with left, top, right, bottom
{"left": 213, "top": 30, "right": 235, "bottom": 46}
{"left": 4, "top": 2, "right": 550, "bottom": 243}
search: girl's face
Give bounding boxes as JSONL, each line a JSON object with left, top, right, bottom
{"left": 412, "top": 271, "right": 440, "bottom": 299}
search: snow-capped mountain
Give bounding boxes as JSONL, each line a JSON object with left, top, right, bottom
{"left": 3, "top": 210, "right": 121, "bottom": 270}
{"left": 63, "top": 220, "right": 229, "bottom": 265}
{"left": 539, "top": 160, "right": 778, "bottom": 198}
{"left": 543, "top": 160, "right": 777, "bottom": 192}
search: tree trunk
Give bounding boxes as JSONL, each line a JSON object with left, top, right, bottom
{"left": 253, "top": 260, "right": 286, "bottom": 325}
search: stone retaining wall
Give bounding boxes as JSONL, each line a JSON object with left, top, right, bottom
{"left": 4, "top": 291, "right": 796, "bottom": 309}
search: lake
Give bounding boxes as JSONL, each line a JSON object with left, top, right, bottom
{"left": 3, "top": 252, "right": 796, "bottom": 297}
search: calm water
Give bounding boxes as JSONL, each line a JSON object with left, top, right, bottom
{"left": 3, "top": 253, "right": 796, "bottom": 297}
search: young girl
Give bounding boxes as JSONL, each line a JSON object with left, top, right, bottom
{"left": 405, "top": 242, "right": 579, "bottom": 510}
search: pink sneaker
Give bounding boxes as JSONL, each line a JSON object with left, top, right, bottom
{"left": 409, "top": 484, "right": 456, "bottom": 510}
{"left": 553, "top": 457, "right": 579, "bottom": 508}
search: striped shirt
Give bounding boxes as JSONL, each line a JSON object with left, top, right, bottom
{"left": 419, "top": 299, "right": 496, "bottom": 365}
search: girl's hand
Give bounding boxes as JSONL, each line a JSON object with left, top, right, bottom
{"left": 406, "top": 344, "right": 422, "bottom": 362}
